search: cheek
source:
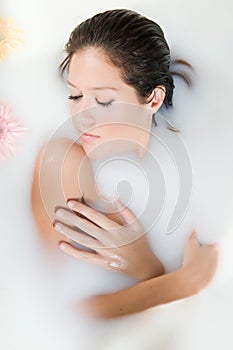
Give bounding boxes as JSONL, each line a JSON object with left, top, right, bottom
{"left": 69, "top": 101, "right": 78, "bottom": 117}
{"left": 100, "top": 125, "right": 121, "bottom": 138}
{"left": 69, "top": 101, "right": 73, "bottom": 115}
{"left": 109, "top": 123, "right": 138, "bottom": 139}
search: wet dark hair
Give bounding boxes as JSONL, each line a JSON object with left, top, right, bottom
{"left": 59, "top": 9, "right": 193, "bottom": 131}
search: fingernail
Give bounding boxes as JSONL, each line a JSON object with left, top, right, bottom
{"left": 67, "top": 201, "right": 76, "bottom": 208}
{"left": 54, "top": 223, "right": 62, "bottom": 232}
{"left": 191, "top": 231, "right": 197, "bottom": 238}
{"left": 56, "top": 209, "right": 64, "bottom": 217}
{"left": 59, "top": 242, "right": 67, "bottom": 250}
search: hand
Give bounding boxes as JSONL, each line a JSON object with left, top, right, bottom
{"left": 181, "top": 230, "right": 219, "bottom": 295}
{"left": 54, "top": 199, "right": 164, "bottom": 281}
{"left": 72, "top": 229, "right": 218, "bottom": 319}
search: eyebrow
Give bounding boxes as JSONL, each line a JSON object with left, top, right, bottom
{"left": 67, "top": 81, "right": 118, "bottom": 91}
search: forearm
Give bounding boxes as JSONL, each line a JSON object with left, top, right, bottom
{"left": 81, "top": 269, "right": 191, "bottom": 318}
{"left": 135, "top": 251, "right": 165, "bottom": 281}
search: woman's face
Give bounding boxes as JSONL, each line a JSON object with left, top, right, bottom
{"left": 67, "top": 47, "right": 164, "bottom": 158}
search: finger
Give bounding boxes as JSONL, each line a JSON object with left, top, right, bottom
{"left": 59, "top": 241, "right": 112, "bottom": 269}
{"left": 204, "top": 242, "right": 219, "bottom": 251}
{"left": 55, "top": 208, "right": 103, "bottom": 239}
{"left": 113, "top": 199, "right": 141, "bottom": 230}
{"left": 211, "top": 243, "right": 219, "bottom": 249}
{"left": 186, "top": 230, "right": 200, "bottom": 249}
{"left": 59, "top": 241, "right": 101, "bottom": 262}
{"left": 67, "top": 200, "right": 121, "bottom": 230}
{"left": 54, "top": 222, "right": 103, "bottom": 249}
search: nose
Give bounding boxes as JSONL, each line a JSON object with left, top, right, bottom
{"left": 79, "top": 112, "right": 96, "bottom": 132}
{"left": 71, "top": 98, "right": 96, "bottom": 134}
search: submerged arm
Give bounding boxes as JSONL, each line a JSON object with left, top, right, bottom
{"left": 82, "top": 269, "right": 186, "bottom": 318}
{"left": 31, "top": 139, "right": 218, "bottom": 318}
{"left": 56, "top": 199, "right": 219, "bottom": 319}
{"left": 31, "top": 138, "right": 95, "bottom": 249}
{"left": 80, "top": 231, "right": 219, "bottom": 318}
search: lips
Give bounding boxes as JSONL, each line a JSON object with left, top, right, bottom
{"left": 81, "top": 132, "right": 100, "bottom": 144}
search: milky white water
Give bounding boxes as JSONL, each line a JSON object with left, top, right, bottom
{"left": 1, "top": 1, "right": 233, "bottom": 349}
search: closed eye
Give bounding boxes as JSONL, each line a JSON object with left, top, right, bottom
{"left": 95, "top": 98, "right": 114, "bottom": 107}
{"left": 68, "top": 95, "right": 82, "bottom": 101}
{"left": 68, "top": 95, "right": 114, "bottom": 107}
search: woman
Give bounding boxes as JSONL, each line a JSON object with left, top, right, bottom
{"left": 31, "top": 8, "right": 218, "bottom": 318}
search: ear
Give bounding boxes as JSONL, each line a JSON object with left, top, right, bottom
{"left": 146, "top": 85, "right": 166, "bottom": 113}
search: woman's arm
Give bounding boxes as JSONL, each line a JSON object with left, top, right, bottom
{"left": 79, "top": 231, "right": 219, "bottom": 318}
{"left": 81, "top": 269, "right": 186, "bottom": 318}
{"left": 31, "top": 138, "right": 95, "bottom": 249}
{"left": 31, "top": 138, "right": 218, "bottom": 319}
{"left": 31, "top": 137, "right": 164, "bottom": 281}
{"left": 55, "top": 198, "right": 165, "bottom": 280}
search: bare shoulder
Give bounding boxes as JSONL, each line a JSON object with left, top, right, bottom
{"left": 36, "top": 137, "right": 85, "bottom": 164}
{"left": 31, "top": 137, "right": 94, "bottom": 249}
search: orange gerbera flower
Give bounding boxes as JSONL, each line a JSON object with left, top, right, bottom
{"left": 0, "top": 17, "right": 23, "bottom": 61}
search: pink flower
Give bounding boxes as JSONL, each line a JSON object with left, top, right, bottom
{"left": 0, "top": 104, "right": 28, "bottom": 160}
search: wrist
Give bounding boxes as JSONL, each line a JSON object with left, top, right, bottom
{"left": 136, "top": 253, "right": 165, "bottom": 281}
{"left": 177, "top": 266, "right": 201, "bottom": 297}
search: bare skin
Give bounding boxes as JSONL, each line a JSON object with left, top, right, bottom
{"left": 31, "top": 47, "right": 219, "bottom": 318}
{"left": 56, "top": 197, "right": 165, "bottom": 281}
{"left": 31, "top": 137, "right": 164, "bottom": 279}
{"left": 79, "top": 231, "right": 219, "bottom": 318}
{"left": 31, "top": 137, "right": 219, "bottom": 318}
{"left": 31, "top": 137, "right": 124, "bottom": 248}
{"left": 31, "top": 137, "right": 88, "bottom": 251}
